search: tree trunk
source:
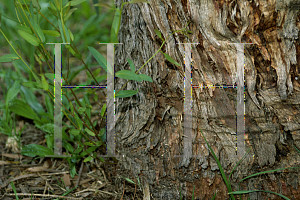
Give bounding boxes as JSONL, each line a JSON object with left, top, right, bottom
{"left": 114, "top": 0, "right": 300, "bottom": 199}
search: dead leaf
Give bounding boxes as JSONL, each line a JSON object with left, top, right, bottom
{"left": 63, "top": 173, "right": 71, "bottom": 186}
{"left": 0, "top": 161, "right": 15, "bottom": 165}
{"left": 27, "top": 166, "right": 48, "bottom": 172}
{"left": 2, "top": 153, "right": 23, "bottom": 159}
{"left": 5, "top": 137, "right": 20, "bottom": 153}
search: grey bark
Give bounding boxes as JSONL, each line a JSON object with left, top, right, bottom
{"left": 114, "top": 0, "right": 300, "bottom": 199}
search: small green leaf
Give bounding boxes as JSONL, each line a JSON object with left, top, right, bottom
{"left": 32, "top": 0, "right": 39, "bottom": 9}
{"left": 58, "top": 20, "right": 70, "bottom": 43}
{"left": 30, "top": 0, "right": 34, "bottom": 15}
{"left": 80, "top": 146, "right": 97, "bottom": 157}
{"left": 78, "top": 107, "right": 86, "bottom": 115}
{"left": 70, "top": 164, "right": 77, "bottom": 178}
{"left": 6, "top": 81, "right": 20, "bottom": 108}
{"left": 92, "top": 68, "right": 101, "bottom": 77}
{"left": 68, "top": 28, "right": 74, "bottom": 41}
{"left": 64, "top": 142, "right": 74, "bottom": 152}
{"left": 41, "top": 74, "right": 49, "bottom": 91}
{"left": 31, "top": 73, "right": 42, "bottom": 89}
{"left": 93, "top": 3, "right": 113, "bottom": 9}
{"left": 21, "top": 144, "right": 53, "bottom": 157}
{"left": 75, "top": 53, "right": 82, "bottom": 60}
{"left": 63, "top": 129, "right": 72, "bottom": 142}
{"left": 115, "top": 89, "right": 138, "bottom": 98}
{"left": 45, "top": 73, "right": 55, "bottom": 81}
{"left": 138, "top": 74, "right": 153, "bottom": 82}
{"left": 110, "top": 31, "right": 118, "bottom": 43}
{"left": 45, "top": 95, "right": 54, "bottom": 117}
{"left": 85, "top": 70, "right": 91, "bottom": 78}
{"left": 42, "top": 30, "right": 60, "bottom": 37}
{"left": 163, "top": 52, "right": 180, "bottom": 66}
{"left": 84, "top": 156, "right": 93, "bottom": 162}
{"left": 74, "top": 112, "right": 83, "bottom": 130}
{"left": 96, "top": 140, "right": 102, "bottom": 146}
{"left": 95, "top": 74, "right": 107, "bottom": 83}
{"left": 30, "top": 17, "right": 45, "bottom": 43}
{"left": 0, "top": 121, "right": 12, "bottom": 136}
{"left": 85, "top": 128, "right": 95, "bottom": 136}
{"left": 127, "top": 58, "right": 135, "bottom": 72}
{"left": 111, "top": 7, "right": 120, "bottom": 34}
{"left": 39, "top": 123, "right": 54, "bottom": 134}
{"left": 9, "top": 99, "right": 39, "bottom": 121}
{"left": 154, "top": 28, "right": 163, "bottom": 40}
{"left": 99, "top": 157, "right": 105, "bottom": 162}
{"left": 49, "top": 2, "right": 57, "bottom": 12}
{"left": 63, "top": 24, "right": 70, "bottom": 43}
{"left": 36, "top": 50, "right": 50, "bottom": 62}
{"left": 22, "top": 81, "right": 41, "bottom": 89}
{"left": 64, "top": 8, "right": 78, "bottom": 21}
{"left": 17, "top": 25, "right": 33, "bottom": 34}
{"left": 74, "top": 146, "right": 83, "bottom": 154}
{"left": 99, "top": 128, "right": 105, "bottom": 137}
{"left": 65, "top": 46, "right": 76, "bottom": 57}
{"left": 123, "top": 177, "right": 136, "bottom": 184}
{"left": 64, "top": 0, "right": 86, "bottom": 8}
{"left": 101, "top": 103, "right": 106, "bottom": 117}
{"left": 13, "top": 40, "right": 22, "bottom": 52}
{"left": 83, "top": 142, "right": 94, "bottom": 146}
{"left": 20, "top": 86, "right": 45, "bottom": 116}
{"left": 110, "top": 7, "right": 121, "bottom": 43}
{"left": 55, "top": 0, "right": 61, "bottom": 8}
{"left": 94, "top": 93, "right": 98, "bottom": 101}
{"left": 115, "top": 70, "right": 142, "bottom": 82}
{"left": 0, "top": 54, "right": 19, "bottom": 62}
{"left": 88, "top": 46, "right": 112, "bottom": 74}
{"left": 18, "top": 30, "right": 40, "bottom": 46}
{"left": 70, "top": 129, "right": 80, "bottom": 136}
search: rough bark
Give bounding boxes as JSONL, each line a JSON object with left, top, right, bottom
{"left": 114, "top": 0, "right": 300, "bottom": 199}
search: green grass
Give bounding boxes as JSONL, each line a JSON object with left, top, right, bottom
{"left": 199, "top": 127, "right": 300, "bottom": 200}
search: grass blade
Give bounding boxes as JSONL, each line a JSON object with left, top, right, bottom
{"left": 239, "top": 166, "right": 300, "bottom": 184}
{"left": 211, "top": 190, "right": 218, "bottom": 200}
{"left": 229, "top": 147, "right": 252, "bottom": 180}
{"left": 192, "top": 185, "right": 195, "bottom": 200}
{"left": 180, "top": 187, "right": 182, "bottom": 200}
{"left": 229, "top": 190, "right": 291, "bottom": 200}
{"left": 293, "top": 145, "right": 300, "bottom": 154}
{"left": 238, "top": 166, "right": 300, "bottom": 194}
{"left": 199, "top": 128, "right": 235, "bottom": 200}
{"left": 10, "top": 182, "right": 19, "bottom": 200}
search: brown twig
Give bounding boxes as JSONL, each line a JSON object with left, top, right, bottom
{"left": 120, "top": 180, "right": 126, "bottom": 200}
{"left": 4, "top": 193, "right": 83, "bottom": 200}
{"left": 75, "top": 161, "right": 84, "bottom": 188}
{"left": 100, "top": 167, "right": 108, "bottom": 184}
{"left": 74, "top": 183, "right": 107, "bottom": 195}
{"left": 1, "top": 171, "right": 69, "bottom": 188}
{"left": 133, "top": 183, "right": 137, "bottom": 200}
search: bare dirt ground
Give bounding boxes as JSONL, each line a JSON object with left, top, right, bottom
{"left": 0, "top": 120, "right": 143, "bottom": 200}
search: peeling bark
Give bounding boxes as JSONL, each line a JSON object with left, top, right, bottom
{"left": 114, "top": 0, "right": 300, "bottom": 199}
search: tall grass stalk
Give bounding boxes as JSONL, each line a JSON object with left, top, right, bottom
{"left": 199, "top": 127, "right": 300, "bottom": 200}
